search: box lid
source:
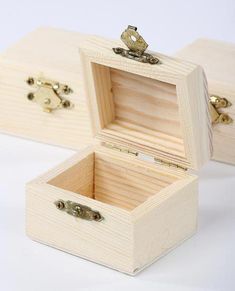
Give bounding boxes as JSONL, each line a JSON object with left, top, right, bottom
{"left": 175, "top": 38, "right": 235, "bottom": 99}
{"left": 79, "top": 28, "right": 212, "bottom": 171}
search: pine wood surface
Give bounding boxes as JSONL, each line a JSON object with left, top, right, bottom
{"left": 79, "top": 35, "right": 212, "bottom": 170}
{"left": 175, "top": 38, "right": 235, "bottom": 164}
{"left": 0, "top": 27, "right": 93, "bottom": 149}
{"left": 23, "top": 31, "right": 211, "bottom": 274}
{"left": 26, "top": 145, "right": 198, "bottom": 274}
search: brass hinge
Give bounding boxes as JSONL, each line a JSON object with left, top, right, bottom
{"left": 154, "top": 158, "right": 188, "bottom": 171}
{"left": 103, "top": 142, "right": 138, "bottom": 156}
{"left": 209, "top": 95, "right": 233, "bottom": 124}
{"left": 104, "top": 142, "right": 187, "bottom": 170}
{"left": 113, "top": 25, "right": 160, "bottom": 65}
{"left": 26, "top": 76, "right": 73, "bottom": 113}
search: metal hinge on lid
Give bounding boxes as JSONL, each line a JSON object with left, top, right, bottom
{"left": 113, "top": 25, "right": 160, "bottom": 65}
{"left": 209, "top": 95, "right": 233, "bottom": 124}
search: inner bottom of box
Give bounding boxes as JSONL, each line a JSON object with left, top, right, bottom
{"left": 47, "top": 150, "right": 181, "bottom": 211}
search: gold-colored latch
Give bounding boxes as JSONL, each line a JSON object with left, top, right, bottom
{"left": 26, "top": 76, "right": 73, "bottom": 113}
{"left": 54, "top": 200, "right": 103, "bottom": 222}
{"left": 113, "top": 25, "right": 159, "bottom": 64}
{"left": 209, "top": 95, "right": 232, "bottom": 124}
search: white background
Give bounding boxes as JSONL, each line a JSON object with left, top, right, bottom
{"left": 0, "top": 0, "right": 235, "bottom": 290}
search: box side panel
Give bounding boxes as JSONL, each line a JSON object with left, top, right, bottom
{"left": 0, "top": 61, "right": 93, "bottom": 149}
{"left": 175, "top": 39, "right": 235, "bottom": 89}
{"left": 175, "top": 39, "right": 235, "bottom": 165}
{"left": 176, "top": 66, "right": 212, "bottom": 169}
{"left": 1, "top": 27, "right": 85, "bottom": 74}
{"left": 0, "top": 27, "right": 94, "bottom": 149}
{"left": 133, "top": 178, "right": 198, "bottom": 272}
{"left": 26, "top": 183, "right": 134, "bottom": 274}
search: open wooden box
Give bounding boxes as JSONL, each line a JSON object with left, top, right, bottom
{"left": 176, "top": 38, "right": 235, "bottom": 165}
{"left": 26, "top": 31, "right": 211, "bottom": 274}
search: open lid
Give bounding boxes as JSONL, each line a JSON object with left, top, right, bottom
{"left": 79, "top": 27, "right": 212, "bottom": 170}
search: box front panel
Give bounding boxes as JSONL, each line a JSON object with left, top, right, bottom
{"left": 26, "top": 148, "right": 199, "bottom": 274}
{"left": 0, "top": 61, "right": 93, "bottom": 149}
{"left": 26, "top": 183, "right": 134, "bottom": 274}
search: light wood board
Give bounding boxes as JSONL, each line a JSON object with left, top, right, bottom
{"left": 26, "top": 145, "right": 198, "bottom": 274}
{"left": 79, "top": 35, "right": 212, "bottom": 170}
{"left": 0, "top": 27, "right": 93, "bottom": 149}
{"left": 175, "top": 38, "right": 235, "bottom": 164}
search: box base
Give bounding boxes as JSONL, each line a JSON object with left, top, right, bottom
{"left": 27, "top": 228, "right": 196, "bottom": 275}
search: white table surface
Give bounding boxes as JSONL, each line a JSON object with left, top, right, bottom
{"left": 0, "top": 0, "right": 235, "bottom": 290}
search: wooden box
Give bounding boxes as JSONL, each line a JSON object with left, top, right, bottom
{"left": 0, "top": 27, "right": 93, "bottom": 149}
{"left": 26, "top": 29, "right": 211, "bottom": 274}
{"left": 176, "top": 39, "right": 235, "bottom": 164}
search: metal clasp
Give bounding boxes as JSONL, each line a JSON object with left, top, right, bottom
{"left": 26, "top": 76, "right": 73, "bottom": 113}
{"left": 209, "top": 95, "right": 233, "bottom": 124}
{"left": 113, "top": 25, "right": 159, "bottom": 64}
{"left": 54, "top": 200, "right": 103, "bottom": 222}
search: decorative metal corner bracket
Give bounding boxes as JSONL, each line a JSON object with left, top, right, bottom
{"left": 113, "top": 25, "right": 159, "bottom": 65}
{"left": 26, "top": 76, "right": 73, "bottom": 113}
{"left": 54, "top": 200, "right": 104, "bottom": 222}
{"left": 209, "top": 95, "right": 233, "bottom": 125}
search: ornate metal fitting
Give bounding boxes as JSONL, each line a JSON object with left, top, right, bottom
{"left": 54, "top": 200, "right": 104, "bottom": 222}
{"left": 113, "top": 25, "right": 159, "bottom": 64}
{"left": 26, "top": 76, "right": 73, "bottom": 113}
{"left": 209, "top": 95, "right": 233, "bottom": 124}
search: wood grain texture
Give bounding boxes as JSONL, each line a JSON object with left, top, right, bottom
{"left": 0, "top": 27, "right": 93, "bottom": 149}
{"left": 79, "top": 36, "right": 212, "bottom": 170}
{"left": 26, "top": 146, "right": 198, "bottom": 274}
{"left": 175, "top": 38, "right": 235, "bottom": 164}
{"left": 111, "top": 68, "right": 182, "bottom": 138}
{"left": 49, "top": 152, "right": 94, "bottom": 198}
{"left": 48, "top": 146, "right": 180, "bottom": 211}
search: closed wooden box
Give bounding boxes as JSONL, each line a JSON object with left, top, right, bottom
{"left": 26, "top": 29, "right": 211, "bottom": 274}
{"left": 0, "top": 27, "right": 93, "bottom": 149}
{"left": 176, "top": 39, "right": 235, "bottom": 164}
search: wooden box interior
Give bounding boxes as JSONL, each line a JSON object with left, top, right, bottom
{"left": 91, "top": 63, "right": 187, "bottom": 165}
{"left": 48, "top": 148, "right": 187, "bottom": 211}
